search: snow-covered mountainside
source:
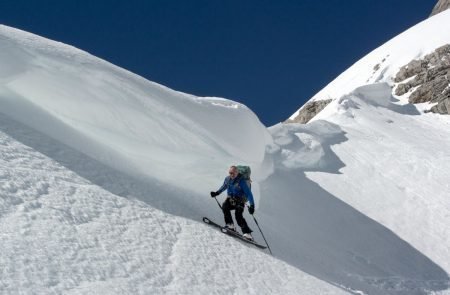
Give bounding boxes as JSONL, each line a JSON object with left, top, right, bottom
{"left": 0, "top": 114, "right": 343, "bottom": 294}
{"left": 1, "top": 9, "right": 450, "bottom": 295}
{"left": 289, "top": 10, "right": 450, "bottom": 123}
{"left": 0, "top": 25, "right": 343, "bottom": 294}
{"left": 283, "top": 9, "right": 450, "bottom": 295}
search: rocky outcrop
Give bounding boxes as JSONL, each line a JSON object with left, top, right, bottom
{"left": 394, "top": 44, "right": 450, "bottom": 114}
{"left": 286, "top": 99, "right": 332, "bottom": 124}
{"left": 430, "top": 0, "right": 450, "bottom": 17}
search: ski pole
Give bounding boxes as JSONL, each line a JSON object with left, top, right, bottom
{"left": 213, "top": 196, "right": 222, "bottom": 209}
{"left": 250, "top": 212, "right": 273, "bottom": 255}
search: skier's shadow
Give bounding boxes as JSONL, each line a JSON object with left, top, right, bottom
{"left": 259, "top": 121, "right": 449, "bottom": 295}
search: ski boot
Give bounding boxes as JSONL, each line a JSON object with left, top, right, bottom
{"left": 225, "top": 223, "right": 236, "bottom": 232}
{"left": 242, "top": 233, "right": 254, "bottom": 241}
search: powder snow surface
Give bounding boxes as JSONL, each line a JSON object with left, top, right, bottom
{"left": 1, "top": 9, "right": 450, "bottom": 295}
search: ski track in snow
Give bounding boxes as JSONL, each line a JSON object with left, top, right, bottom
{"left": 0, "top": 115, "right": 345, "bottom": 295}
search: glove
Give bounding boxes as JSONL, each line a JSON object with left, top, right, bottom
{"left": 210, "top": 191, "right": 219, "bottom": 198}
{"left": 248, "top": 205, "right": 255, "bottom": 215}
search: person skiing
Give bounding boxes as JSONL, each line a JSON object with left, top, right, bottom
{"left": 210, "top": 165, "right": 255, "bottom": 240}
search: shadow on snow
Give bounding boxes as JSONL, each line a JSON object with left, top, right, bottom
{"left": 260, "top": 120, "right": 449, "bottom": 295}
{"left": 0, "top": 112, "right": 448, "bottom": 295}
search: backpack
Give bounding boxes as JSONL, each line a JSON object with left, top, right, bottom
{"left": 236, "top": 165, "right": 252, "bottom": 190}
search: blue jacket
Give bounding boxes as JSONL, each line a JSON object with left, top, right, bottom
{"left": 217, "top": 175, "right": 255, "bottom": 206}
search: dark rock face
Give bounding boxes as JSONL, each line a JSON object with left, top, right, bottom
{"left": 430, "top": 0, "right": 450, "bottom": 17}
{"left": 394, "top": 44, "right": 450, "bottom": 114}
{"left": 286, "top": 99, "right": 332, "bottom": 124}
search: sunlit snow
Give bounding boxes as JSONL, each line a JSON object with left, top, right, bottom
{"left": 1, "top": 9, "right": 450, "bottom": 295}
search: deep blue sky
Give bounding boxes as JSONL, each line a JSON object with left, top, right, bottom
{"left": 1, "top": 0, "right": 436, "bottom": 126}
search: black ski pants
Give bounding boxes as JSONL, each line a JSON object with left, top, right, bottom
{"left": 222, "top": 197, "right": 252, "bottom": 234}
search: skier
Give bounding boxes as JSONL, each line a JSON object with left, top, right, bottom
{"left": 210, "top": 165, "right": 255, "bottom": 240}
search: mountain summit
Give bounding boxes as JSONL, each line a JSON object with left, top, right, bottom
{"left": 288, "top": 10, "right": 450, "bottom": 123}
{"left": 430, "top": 0, "right": 450, "bottom": 16}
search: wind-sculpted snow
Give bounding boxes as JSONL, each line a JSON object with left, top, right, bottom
{"left": 265, "top": 99, "right": 450, "bottom": 294}
{"left": 0, "top": 25, "right": 344, "bottom": 294}
{"left": 1, "top": 19, "right": 450, "bottom": 295}
{"left": 0, "top": 25, "right": 272, "bottom": 198}
{"left": 268, "top": 120, "right": 346, "bottom": 171}
{"left": 0, "top": 113, "right": 345, "bottom": 294}
{"left": 275, "top": 84, "right": 450, "bottom": 294}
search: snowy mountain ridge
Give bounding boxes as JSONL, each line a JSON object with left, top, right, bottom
{"left": 431, "top": 0, "right": 450, "bottom": 16}
{"left": 1, "top": 8, "right": 450, "bottom": 295}
{"left": 289, "top": 9, "right": 450, "bottom": 123}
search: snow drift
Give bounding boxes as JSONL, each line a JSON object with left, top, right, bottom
{"left": 0, "top": 25, "right": 345, "bottom": 295}
{"left": 0, "top": 25, "right": 272, "bottom": 197}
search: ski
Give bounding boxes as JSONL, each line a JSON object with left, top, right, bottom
{"left": 221, "top": 227, "right": 267, "bottom": 249}
{"left": 202, "top": 217, "right": 267, "bottom": 249}
{"left": 202, "top": 217, "right": 223, "bottom": 229}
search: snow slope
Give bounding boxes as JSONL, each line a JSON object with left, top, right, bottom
{"left": 280, "top": 9, "right": 450, "bottom": 295}
{"left": 269, "top": 84, "right": 450, "bottom": 294}
{"left": 289, "top": 10, "right": 450, "bottom": 119}
{"left": 0, "top": 113, "right": 344, "bottom": 294}
{"left": 0, "top": 25, "right": 345, "bottom": 294}
{"left": 1, "top": 9, "right": 450, "bottom": 295}
{"left": 0, "top": 24, "right": 272, "bottom": 198}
